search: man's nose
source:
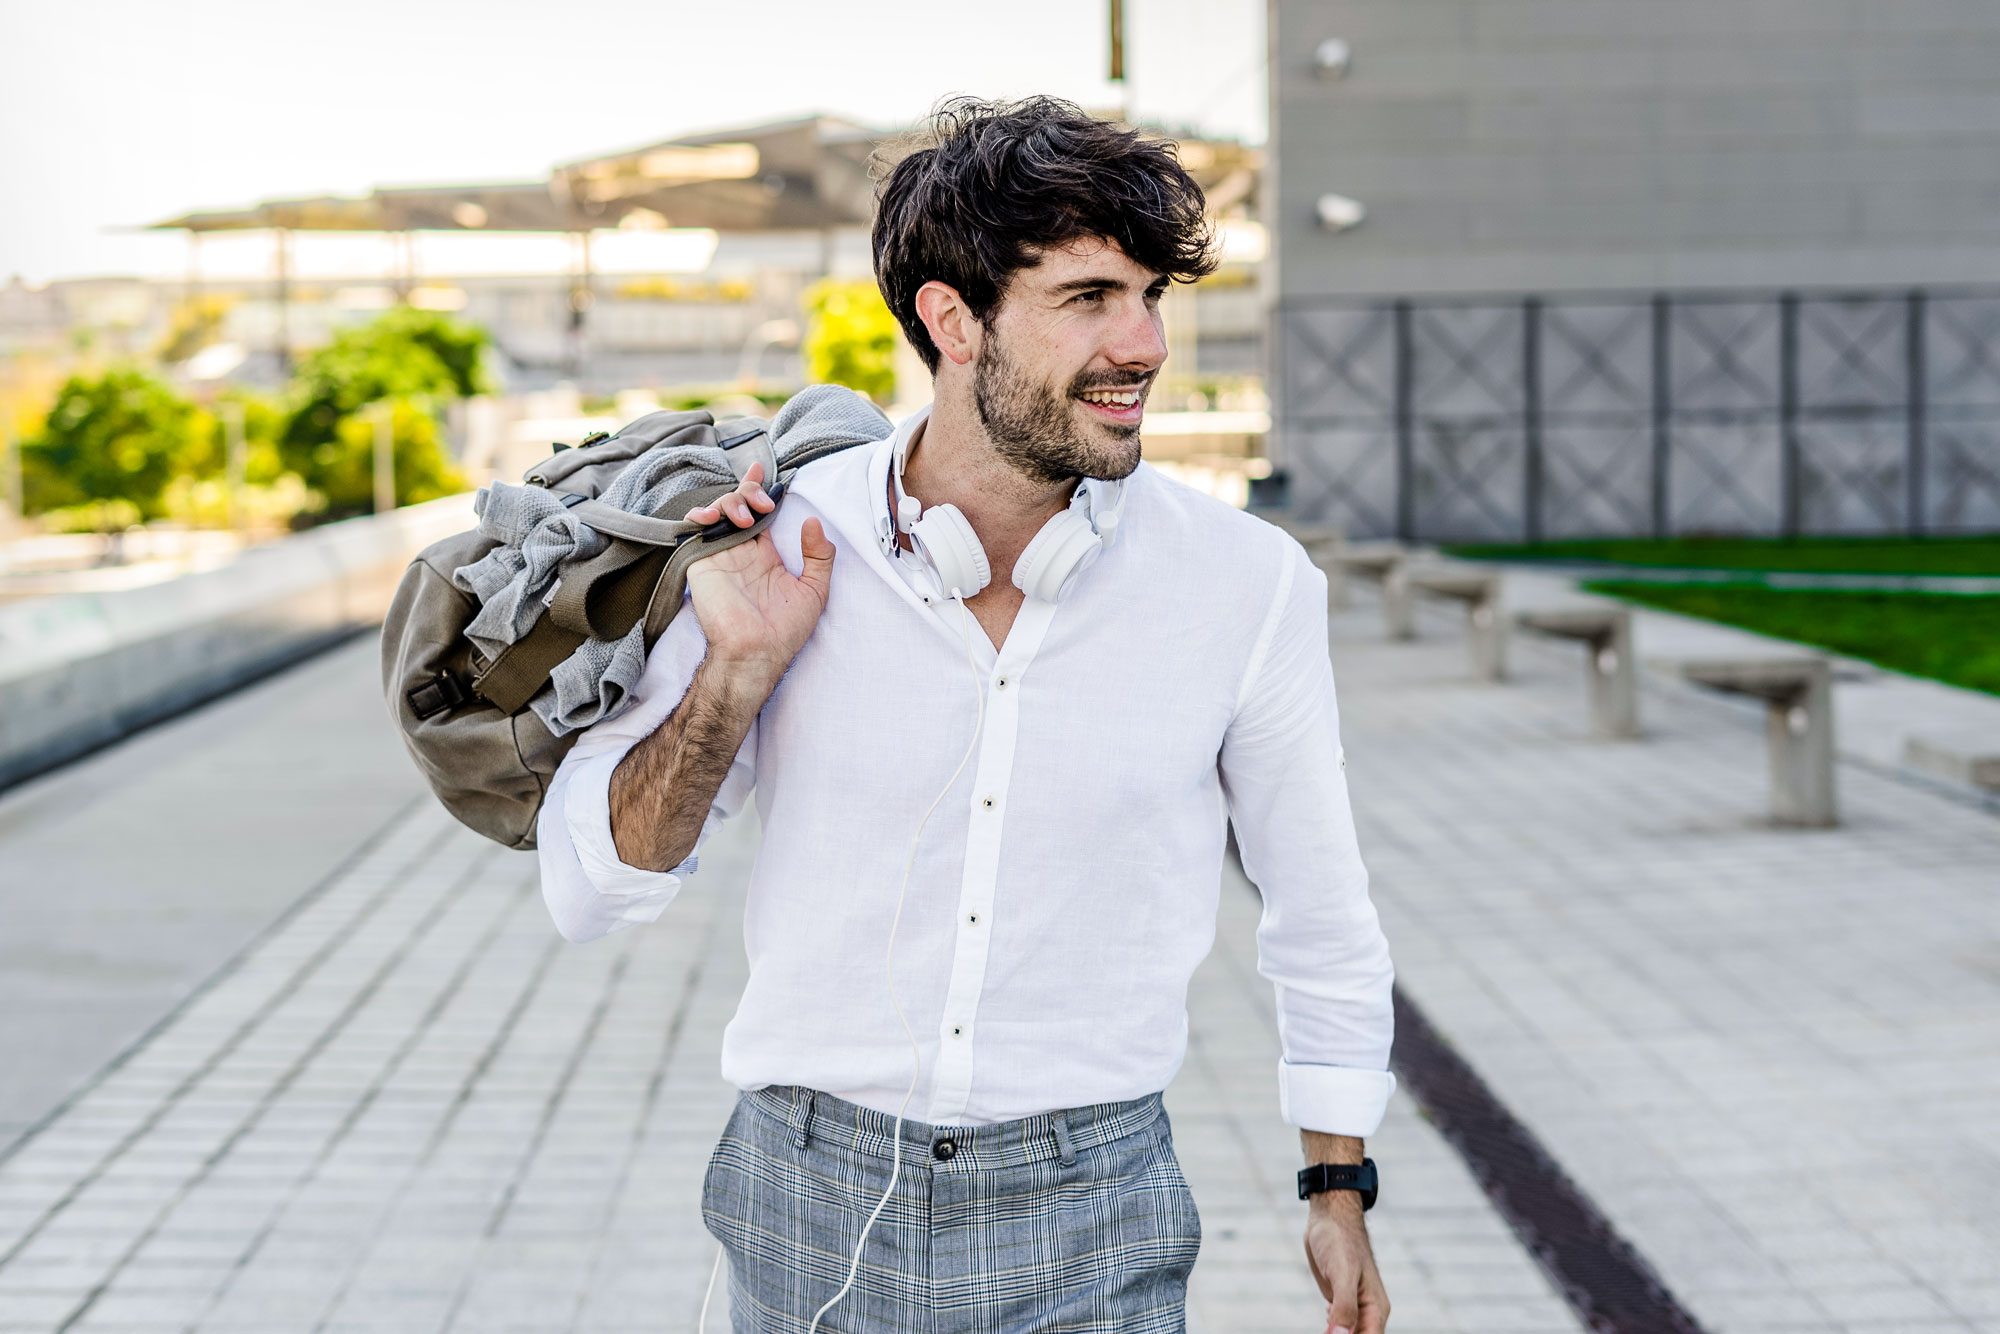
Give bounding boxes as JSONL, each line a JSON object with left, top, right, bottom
{"left": 1107, "top": 301, "right": 1169, "bottom": 371}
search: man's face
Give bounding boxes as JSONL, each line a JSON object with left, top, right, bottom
{"left": 971, "top": 235, "right": 1170, "bottom": 487}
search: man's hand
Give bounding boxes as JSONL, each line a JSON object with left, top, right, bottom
{"left": 1305, "top": 1195, "right": 1389, "bottom": 1334}
{"left": 681, "top": 461, "right": 835, "bottom": 685}
{"left": 1301, "top": 1131, "right": 1389, "bottom": 1334}
{"left": 605, "top": 461, "right": 831, "bottom": 873}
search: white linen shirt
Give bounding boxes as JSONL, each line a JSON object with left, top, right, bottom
{"left": 537, "top": 404, "right": 1397, "bottom": 1135}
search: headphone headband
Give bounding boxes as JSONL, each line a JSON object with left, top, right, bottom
{"left": 883, "top": 409, "right": 1127, "bottom": 603}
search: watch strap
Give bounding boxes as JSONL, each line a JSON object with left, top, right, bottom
{"left": 1297, "top": 1158, "right": 1378, "bottom": 1210}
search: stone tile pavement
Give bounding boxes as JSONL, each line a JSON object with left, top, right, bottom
{"left": 5, "top": 551, "right": 1997, "bottom": 1333}
{"left": 0, "top": 644, "right": 1574, "bottom": 1334}
{"left": 1334, "top": 580, "right": 2000, "bottom": 1334}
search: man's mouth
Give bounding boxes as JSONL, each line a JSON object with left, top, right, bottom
{"left": 1074, "top": 386, "right": 1145, "bottom": 424}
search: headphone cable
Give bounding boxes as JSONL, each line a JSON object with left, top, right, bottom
{"left": 805, "top": 586, "right": 986, "bottom": 1332}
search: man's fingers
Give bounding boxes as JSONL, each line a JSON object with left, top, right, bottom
{"left": 1357, "top": 1260, "right": 1390, "bottom": 1334}
{"left": 688, "top": 473, "right": 774, "bottom": 528}
{"left": 797, "top": 517, "right": 836, "bottom": 601}
{"left": 1322, "top": 1271, "right": 1359, "bottom": 1334}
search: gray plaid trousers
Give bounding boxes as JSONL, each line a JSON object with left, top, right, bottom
{"left": 700, "top": 1085, "right": 1202, "bottom": 1332}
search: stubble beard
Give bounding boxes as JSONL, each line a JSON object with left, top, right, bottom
{"left": 972, "top": 324, "right": 1143, "bottom": 487}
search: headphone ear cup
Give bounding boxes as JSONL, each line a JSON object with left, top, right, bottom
{"left": 1012, "top": 509, "right": 1104, "bottom": 604}
{"left": 910, "top": 503, "right": 990, "bottom": 600}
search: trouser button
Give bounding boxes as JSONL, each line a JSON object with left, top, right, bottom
{"left": 931, "top": 1136, "right": 957, "bottom": 1161}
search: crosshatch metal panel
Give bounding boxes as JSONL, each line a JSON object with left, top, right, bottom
{"left": 1274, "top": 286, "right": 2000, "bottom": 541}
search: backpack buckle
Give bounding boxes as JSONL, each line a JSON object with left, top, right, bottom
{"left": 407, "top": 671, "right": 472, "bottom": 721}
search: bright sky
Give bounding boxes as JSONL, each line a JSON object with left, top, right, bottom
{"left": 0, "top": 0, "right": 1265, "bottom": 285}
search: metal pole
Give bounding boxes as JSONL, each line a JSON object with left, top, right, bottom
{"left": 1779, "top": 291, "right": 1800, "bottom": 538}
{"left": 1907, "top": 288, "right": 1926, "bottom": 536}
{"left": 1, "top": 416, "right": 21, "bottom": 540}
{"left": 373, "top": 402, "right": 396, "bottom": 514}
{"left": 222, "top": 400, "right": 247, "bottom": 531}
{"left": 394, "top": 231, "right": 412, "bottom": 304}
{"left": 1394, "top": 300, "right": 1415, "bottom": 542}
{"left": 1651, "top": 294, "right": 1671, "bottom": 537}
{"left": 275, "top": 227, "right": 293, "bottom": 377}
{"left": 1522, "top": 297, "right": 1543, "bottom": 544}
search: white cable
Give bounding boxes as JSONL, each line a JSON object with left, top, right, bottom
{"left": 696, "top": 1244, "right": 722, "bottom": 1331}
{"left": 807, "top": 588, "right": 988, "bottom": 1333}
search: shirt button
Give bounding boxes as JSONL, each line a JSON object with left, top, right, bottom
{"left": 981, "top": 796, "right": 995, "bottom": 809}
{"left": 967, "top": 913, "right": 979, "bottom": 925}
{"left": 950, "top": 1024, "right": 964, "bottom": 1037}
{"left": 995, "top": 676, "right": 1008, "bottom": 689}
{"left": 932, "top": 1136, "right": 957, "bottom": 1161}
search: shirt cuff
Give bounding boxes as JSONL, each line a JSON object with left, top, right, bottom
{"left": 1278, "top": 1059, "right": 1398, "bottom": 1136}
{"left": 564, "top": 748, "right": 697, "bottom": 902}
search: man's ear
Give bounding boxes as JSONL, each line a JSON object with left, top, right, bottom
{"left": 915, "top": 280, "right": 980, "bottom": 367}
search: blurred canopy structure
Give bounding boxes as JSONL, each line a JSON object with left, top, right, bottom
{"left": 143, "top": 113, "right": 1260, "bottom": 372}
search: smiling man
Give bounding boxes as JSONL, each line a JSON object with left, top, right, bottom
{"left": 537, "top": 96, "right": 1395, "bottom": 1333}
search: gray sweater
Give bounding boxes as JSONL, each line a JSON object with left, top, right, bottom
{"left": 449, "top": 384, "right": 890, "bottom": 736}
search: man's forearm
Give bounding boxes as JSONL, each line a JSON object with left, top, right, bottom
{"left": 607, "top": 652, "right": 774, "bottom": 872}
{"left": 1302, "top": 1131, "right": 1367, "bottom": 1219}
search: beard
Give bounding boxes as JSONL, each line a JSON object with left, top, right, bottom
{"left": 973, "top": 324, "right": 1143, "bottom": 487}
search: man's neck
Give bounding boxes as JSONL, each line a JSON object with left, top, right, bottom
{"left": 901, "top": 403, "right": 1079, "bottom": 576}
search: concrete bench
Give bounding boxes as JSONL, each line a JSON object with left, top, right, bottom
{"left": 1391, "top": 566, "right": 1506, "bottom": 679}
{"left": 1515, "top": 606, "right": 1639, "bottom": 738}
{"left": 1654, "top": 656, "right": 1837, "bottom": 826}
{"left": 1326, "top": 545, "right": 1405, "bottom": 617}
{"left": 1271, "top": 518, "right": 1346, "bottom": 556}
{"left": 1902, "top": 736, "right": 2000, "bottom": 794}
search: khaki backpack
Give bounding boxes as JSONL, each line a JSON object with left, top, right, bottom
{"left": 380, "top": 405, "right": 877, "bottom": 850}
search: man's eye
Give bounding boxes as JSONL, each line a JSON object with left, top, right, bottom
{"left": 1072, "top": 290, "right": 1104, "bottom": 304}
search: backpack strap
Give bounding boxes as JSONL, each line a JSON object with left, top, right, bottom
{"left": 470, "top": 427, "right": 874, "bottom": 717}
{"left": 561, "top": 499, "right": 695, "bottom": 547}
{"left": 544, "top": 480, "right": 740, "bottom": 639}
{"left": 719, "top": 423, "right": 778, "bottom": 489}
{"left": 471, "top": 620, "right": 589, "bottom": 715}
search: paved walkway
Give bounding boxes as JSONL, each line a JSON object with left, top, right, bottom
{"left": 1338, "top": 580, "right": 2000, "bottom": 1334}
{"left": 2, "top": 549, "right": 1996, "bottom": 1333}
{"left": 0, "top": 636, "right": 1573, "bottom": 1334}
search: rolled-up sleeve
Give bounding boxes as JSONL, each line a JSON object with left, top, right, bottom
{"left": 1218, "top": 536, "right": 1396, "bottom": 1136}
{"left": 537, "top": 590, "right": 757, "bottom": 944}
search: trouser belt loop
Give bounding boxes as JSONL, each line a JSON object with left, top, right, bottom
{"left": 1053, "top": 1109, "right": 1077, "bottom": 1167}
{"left": 790, "top": 1088, "right": 817, "bottom": 1150}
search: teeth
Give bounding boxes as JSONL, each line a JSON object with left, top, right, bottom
{"left": 1079, "top": 390, "right": 1140, "bottom": 407}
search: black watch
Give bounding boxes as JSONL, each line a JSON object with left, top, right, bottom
{"left": 1297, "top": 1158, "right": 1378, "bottom": 1210}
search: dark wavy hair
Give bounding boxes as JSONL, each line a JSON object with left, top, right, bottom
{"left": 872, "top": 95, "right": 1219, "bottom": 374}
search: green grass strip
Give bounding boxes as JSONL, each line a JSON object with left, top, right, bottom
{"left": 1449, "top": 534, "right": 2000, "bottom": 576}
{"left": 1583, "top": 581, "right": 2000, "bottom": 697}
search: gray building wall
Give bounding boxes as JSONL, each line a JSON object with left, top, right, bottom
{"left": 1267, "top": 0, "right": 2000, "bottom": 540}
{"left": 1268, "top": 0, "right": 2000, "bottom": 298}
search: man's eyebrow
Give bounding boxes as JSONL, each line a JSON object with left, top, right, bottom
{"left": 1047, "top": 275, "right": 1173, "bottom": 296}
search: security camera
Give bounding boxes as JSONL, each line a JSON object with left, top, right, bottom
{"left": 1316, "top": 194, "right": 1366, "bottom": 232}
{"left": 1315, "top": 38, "right": 1352, "bottom": 79}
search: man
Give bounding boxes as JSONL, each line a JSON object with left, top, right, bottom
{"left": 537, "top": 96, "right": 1395, "bottom": 1334}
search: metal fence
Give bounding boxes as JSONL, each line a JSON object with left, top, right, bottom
{"left": 1274, "top": 287, "right": 2000, "bottom": 542}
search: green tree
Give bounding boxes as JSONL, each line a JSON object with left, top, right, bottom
{"left": 281, "top": 307, "right": 489, "bottom": 516}
{"left": 291, "top": 398, "right": 465, "bottom": 524}
{"left": 802, "top": 278, "right": 898, "bottom": 404}
{"left": 21, "top": 366, "right": 200, "bottom": 527}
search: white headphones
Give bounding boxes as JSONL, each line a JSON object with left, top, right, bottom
{"left": 885, "top": 416, "right": 1127, "bottom": 604}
